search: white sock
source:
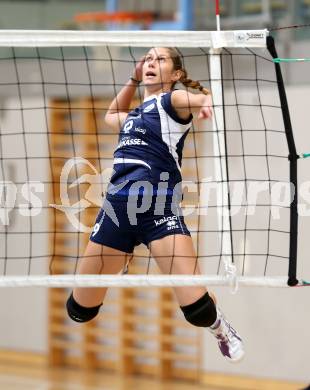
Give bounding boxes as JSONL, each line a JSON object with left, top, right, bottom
{"left": 209, "top": 309, "right": 221, "bottom": 330}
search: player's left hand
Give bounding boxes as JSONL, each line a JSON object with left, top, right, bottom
{"left": 132, "top": 56, "right": 145, "bottom": 82}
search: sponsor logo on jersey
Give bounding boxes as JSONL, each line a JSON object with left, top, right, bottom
{"left": 135, "top": 127, "right": 146, "bottom": 134}
{"left": 127, "top": 114, "right": 141, "bottom": 121}
{"left": 143, "top": 103, "right": 155, "bottom": 113}
{"left": 123, "top": 119, "right": 133, "bottom": 134}
{"left": 116, "top": 138, "right": 148, "bottom": 149}
{"left": 154, "top": 215, "right": 178, "bottom": 227}
{"left": 166, "top": 219, "right": 179, "bottom": 230}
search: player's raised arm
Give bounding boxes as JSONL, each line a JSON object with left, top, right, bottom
{"left": 171, "top": 89, "right": 213, "bottom": 121}
{"left": 104, "top": 57, "right": 145, "bottom": 130}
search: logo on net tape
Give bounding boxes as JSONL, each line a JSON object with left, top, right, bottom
{"left": 236, "top": 31, "right": 265, "bottom": 43}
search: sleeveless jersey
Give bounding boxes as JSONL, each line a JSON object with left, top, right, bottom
{"left": 109, "top": 91, "right": 192, "bottom": 195}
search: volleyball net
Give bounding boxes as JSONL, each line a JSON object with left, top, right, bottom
{"left": 0, "top": 29, "right": 305, "bottom": 288}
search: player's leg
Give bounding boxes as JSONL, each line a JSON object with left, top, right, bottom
{"left": 149, "top": 234, "right": 207, "bottom": 306}
{"left": 149, "top": 234, "right": 244, "bottom": 362}
{"left": 66, "top": 197, "right": 136, "bottom": 322}
{"left": 66, "top": 241, "right": 129, "bottom": 323}
{"left": 73, "top": 240, "right": 129, "bottom": 306}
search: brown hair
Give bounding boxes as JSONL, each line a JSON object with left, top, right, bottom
{"left": 165, "top": 47, "right": 210, "bottom": 95}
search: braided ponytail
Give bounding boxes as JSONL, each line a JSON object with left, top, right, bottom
{"left": 166, "top": 48, "right": 210, "bottom": 95}
{"left": 179, "top": 69, "right": 210, "bottom": 96}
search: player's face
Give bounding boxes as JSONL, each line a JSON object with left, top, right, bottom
{"left": 142, "top": 48, "right": 180, "bottom": 90}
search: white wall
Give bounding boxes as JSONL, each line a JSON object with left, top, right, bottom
{"left": 0, "top": 98, "right": 49, "bottom": 352}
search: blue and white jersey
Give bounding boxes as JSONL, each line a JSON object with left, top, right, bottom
{"left": 109, "top": 91, "right": 192, "bottom": 194}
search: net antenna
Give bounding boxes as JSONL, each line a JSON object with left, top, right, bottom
{"left": 209, "top": 0, "right": 236, "bottom": 290}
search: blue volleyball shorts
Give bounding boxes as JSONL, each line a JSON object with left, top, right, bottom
{"left": 89, "top": 195, "right": 190, "bottom": 253}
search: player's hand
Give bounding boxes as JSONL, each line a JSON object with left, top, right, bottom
{"left": 132, "top": 56, "right": 145, "bottom": 82}
{"left": 198, "top": 94, "right": 213, "bottom": 120}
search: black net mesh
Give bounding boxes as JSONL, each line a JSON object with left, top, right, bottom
{"left": 0, "top": 44, "right": 293, "bottom": 281}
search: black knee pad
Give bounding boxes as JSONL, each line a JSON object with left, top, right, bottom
{"left": 66, "top": 293, "right": 102, "bottom": 323}
{"left": 180, "top": 292, "right": 217, "bottom": 327}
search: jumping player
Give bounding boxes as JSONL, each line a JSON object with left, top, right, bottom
{"left": 66, "top": 47, "right": 245, "bottom": 362}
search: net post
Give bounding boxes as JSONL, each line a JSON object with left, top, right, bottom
{"left": 209, "top": 45, "right": 235, "bottom": 283}
{"left": 266, "top": 35, "right": 299, "bottom": 287}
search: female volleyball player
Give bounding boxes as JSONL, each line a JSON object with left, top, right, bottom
{"left": 66, "top": 47, "right": 244, "bottom": 362}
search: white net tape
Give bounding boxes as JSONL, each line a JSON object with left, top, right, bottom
{"left": 0, "top": 29, "right": 268, "bottom": 48}
{"left": 0, "top": 275, "right": 290, "bottom": 288}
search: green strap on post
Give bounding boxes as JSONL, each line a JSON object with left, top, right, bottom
{"left": 301, "top": 153, "right": 310, "bottom": 159}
